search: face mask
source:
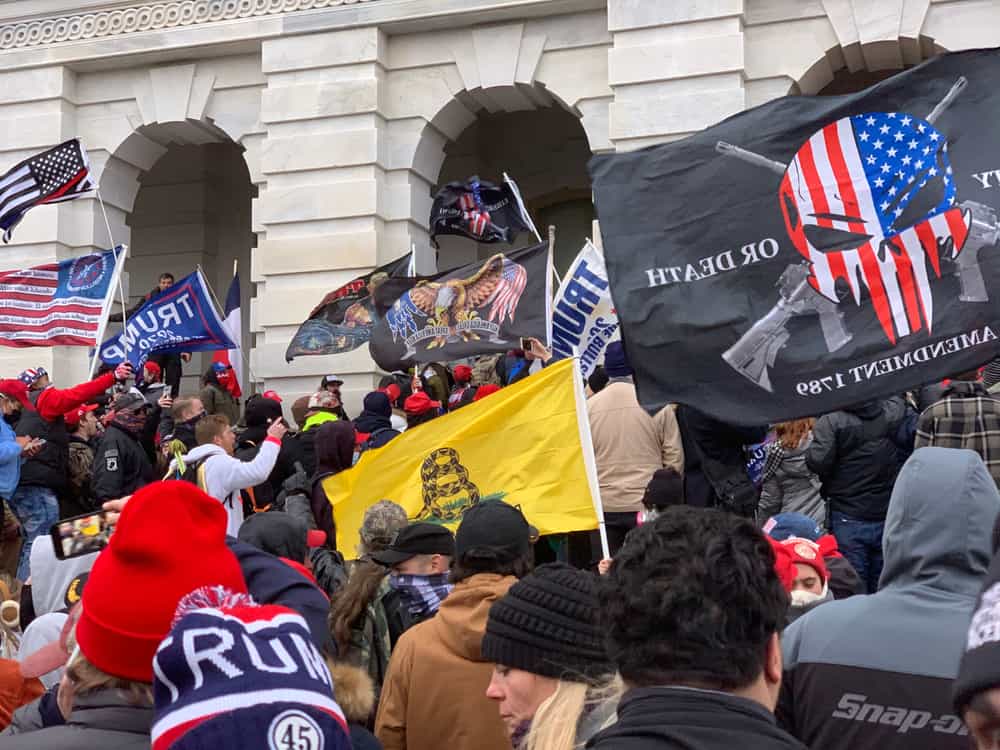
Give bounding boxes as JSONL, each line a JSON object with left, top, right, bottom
{"left": 184, "top": 410, "right": 207, "bottom": 427}
{"left": 114, "top": 409, "right": 148, "bottom": 434}
{"left": 790, "top": 581, "right": 829, "bottom": 608}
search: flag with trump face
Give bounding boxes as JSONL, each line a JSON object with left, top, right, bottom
{"left": 590, "top": 48, "right": 1000, "bottom": 426}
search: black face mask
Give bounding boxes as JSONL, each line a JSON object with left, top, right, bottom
{"left": 3, "top": 410, "right": 19, "bottom": 425}
{"left": 183, "top": 411, "right": 207, "bottom": 427}
{"left": 18, "top": 583, "right": 34, "bottom": 632}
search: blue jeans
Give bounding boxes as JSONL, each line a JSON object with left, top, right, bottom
{"left": 8, "top": 485, "right": 58, "bottom": 581}
{"left": 830, "top": 511, "right": 885, "bottom": 594}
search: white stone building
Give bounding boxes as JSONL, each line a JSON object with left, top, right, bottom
{"left": 0, "top": 0, "right": 995, "bottom": 415}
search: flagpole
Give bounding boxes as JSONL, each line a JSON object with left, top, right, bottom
{"left": 545, "top": 225, "right": 556, "bottom": 349}
{"left": 96, "top": 189, "right": 132, "bottom": 364}
{"left": 408, "top": 243, "right": 416, "bottom": 276}
{"left": 503, "top": 172, "right": 542, "bottom": 243}
{"left": 89, "top": 243, "right": 129, "bottom": 379}
{"left": 198, "top": 263, "right": 258, "bottom": 390}
{"left": 571, "top": 352, "right": 609, "bottom": 560}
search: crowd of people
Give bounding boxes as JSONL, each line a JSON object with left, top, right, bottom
{"left": 0, "top": 270, "right": 997, "bottom": 748}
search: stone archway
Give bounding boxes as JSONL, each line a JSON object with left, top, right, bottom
{"left": 97, "top": 119, "right": 256, "bottom": 395}
{"left": 434, "top": 105, "right": 594, "bottom": 273}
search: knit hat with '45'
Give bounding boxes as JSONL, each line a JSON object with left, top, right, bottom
{"left": 151, "top": 589, "right": 350, "bottom": 750}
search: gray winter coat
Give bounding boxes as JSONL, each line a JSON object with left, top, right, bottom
{"left": 1, "top": 689, "right": 152, "bottom": 749}
{"left": 777, "top": 447, "right": 1000, "bottom": 750}
{"left": 759, "top": 436, "right": 825, "bottom": 528}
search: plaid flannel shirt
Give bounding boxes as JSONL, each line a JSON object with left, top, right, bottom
{"left": 915, "top": 381, "right": 1000, "bottom": 487}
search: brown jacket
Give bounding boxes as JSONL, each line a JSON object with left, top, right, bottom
{"left": 588, "top": 381, "right": 684, "bottom": 512}
{"left": 375, "top": 573, "right": 515, "bottom": 750}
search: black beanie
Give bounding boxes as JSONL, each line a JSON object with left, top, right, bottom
{"left": 643, "top": 468, "right": 684, "bottom": 509}
{"left": 481, "top": 563, "right": 612, "bottom": 683}
{"left": 955, "top": 551, "right": 1000, "bottom": 713}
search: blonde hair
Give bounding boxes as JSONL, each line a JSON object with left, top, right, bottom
{"left": 63, "top": 626, "right": 153, "bottom": 707}
{"left": 774, "top": 418, "right": 815, "bottom": 451}
{"left": 521, "top": 676, "right": 623, "bottom": 750}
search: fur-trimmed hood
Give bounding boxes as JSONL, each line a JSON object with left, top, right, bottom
{"left": 327, "top": 661, "right": 375, "bottom": 724}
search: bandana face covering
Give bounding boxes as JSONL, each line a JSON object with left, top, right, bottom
{"left": 389, "top": 573, "right": 453, "bottom": 619}
{"left": 113, "top": 409, "right": 147, "bottom": 435}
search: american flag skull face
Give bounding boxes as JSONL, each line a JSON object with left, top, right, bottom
{"left": 458, "top": 193, "right": 491, "bottom": 238}
{"left": 779, "top": 111, "right": 971, "bottom": 345}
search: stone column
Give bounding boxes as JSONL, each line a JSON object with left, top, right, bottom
{"left": 254, "top": 27, "right": 390, "bottom": 413}
{"left": 607, "top": 0, "right": 747, "bottom": 150}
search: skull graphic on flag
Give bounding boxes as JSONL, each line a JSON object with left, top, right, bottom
{"left": 779, "top": 110, "right": 970, "bottom": 345}
{"left": 716, "top": 76, "right": 1000, "bottom": 392}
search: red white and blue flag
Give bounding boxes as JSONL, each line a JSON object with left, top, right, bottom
{"left": 0, "top": 249, "right": 121, "bottom": 347}
{"left": 212, "top": 272, "right": 243, "bottom": 397}
{"left": 780, "top": 110, "right": 969, "bottom": 345}
{"left": 0, "top": 139, "right": 95, "bottom": 243}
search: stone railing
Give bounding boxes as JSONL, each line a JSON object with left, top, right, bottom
{"left": 0, "top": 0, "right": 380, "bottom": 50}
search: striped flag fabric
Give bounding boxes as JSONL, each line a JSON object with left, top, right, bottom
{"left": 212, "top": 272, "right": 243, "bottom": 398}
{"left": 0, "top": 249, "right": 121, "bottom": 347}
{"left": 0, "top": 139, "right": 95, "bottom": 243}
{"left": 780, "top": 110, "right": 966, "bottom": 345}
{"left": 487, "top": 256, "right": 528, "bottom": 323}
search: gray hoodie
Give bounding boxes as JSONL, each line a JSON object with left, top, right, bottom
{"left": 17, "top": 538, "right": 98, "bottom": 687}
{"left": 777, "top": 447, "right": 999, "bottom": 750}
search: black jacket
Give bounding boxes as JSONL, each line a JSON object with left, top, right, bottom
{"left": 14, "top": 399, "right": 69, "bottom": 493}
{"left": 158, "top": 411, "right": 198, "bottom": 451}
{"left": 90, "top": 424, "right": 154, "bottom": 502}
{"left": 587, "top": 687, "right": 805, "bottom": 750}
{"left": 676, "top": 405, "right": 767, "bottom": 513}
{"left": 806, "top": 398, "right": 908, "bottom": 520}
{"left": 235, "top": 427, "right": 299, "bottom": 511}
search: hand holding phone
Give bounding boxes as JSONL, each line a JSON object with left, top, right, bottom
{"left": 51, "top": 510, "right": 114, "bottom": 560}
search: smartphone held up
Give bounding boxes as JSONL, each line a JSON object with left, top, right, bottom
{"left": 51, "top": 510, "right": 114, "bottom": 560}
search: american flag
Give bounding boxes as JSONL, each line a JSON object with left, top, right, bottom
{"left": 781, "top": 112, "right": 969, "bottom": 344}
{"left": 487, "top": 257, "right": 527, "bottom": 324}
{"left": 0, "top": 139, "right": 95, "bottom": 243}
{"left": 0, "top": 250, "right": 119, "bottom": 347}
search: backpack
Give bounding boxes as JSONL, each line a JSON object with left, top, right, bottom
{"left": 175, "top": 458, "right": 208, "bottom": 493}
{"left": 358, "top": 427, "right": 397, "bottom": 456}
{"left": 235, "top": 441, "right": 276, "bottom": 513}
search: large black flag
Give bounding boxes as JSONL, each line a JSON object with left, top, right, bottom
{"left": 590, "top": 48, "right": 1000, "bottom": 425}
{"left": 430, "top": 176, "right": 534, "bottom": 248}
{"left": 285, "top": 254, "right": 411, "bottom": 361}
{"left": 369, "top": 242, "right": 550, "bottom": 370}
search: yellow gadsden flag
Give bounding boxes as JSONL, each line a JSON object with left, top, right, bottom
{"left": 324, "top": 357, "right": 601, "bottom": 553}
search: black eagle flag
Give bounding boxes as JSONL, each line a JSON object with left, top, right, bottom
{"left": 285, "top": 253, "right": 412, "bottom": 361}
{"left": 369, "top": 242, "right": 550, "bottom": 370}
{"left": 590, "top": 48, "right": 1000, "bottom": 425}
{"left": 429, "top": 176, "right": 534, "bottom": 248}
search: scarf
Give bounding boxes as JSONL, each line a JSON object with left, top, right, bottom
{"left": 388, "top": 573, "right": 453, "bottom": 620}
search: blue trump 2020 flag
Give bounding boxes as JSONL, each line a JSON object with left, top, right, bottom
{"left": 99, "top": 269, "right": 234, "bottom": 371}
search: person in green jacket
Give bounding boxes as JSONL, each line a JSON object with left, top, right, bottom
{"left": 199, "top": 363, "right": 240, "bottom": 426}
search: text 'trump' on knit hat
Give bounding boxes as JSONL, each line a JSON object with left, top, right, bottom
{"left": 152, "top": 595, "right": 350, "bottom": 750}
{"left": 75, "top": 481, "right": 247, "bottom": 683}
{"left": 482, "top": 563, "right": 613, "bottom": 683}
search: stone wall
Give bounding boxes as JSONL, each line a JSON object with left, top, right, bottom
{"left": 0, "top": 0, "right": 995, "bottom": 412}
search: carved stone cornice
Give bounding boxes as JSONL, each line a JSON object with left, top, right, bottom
{"left": 0, "top": 0, "right": 379, "bottom": 50}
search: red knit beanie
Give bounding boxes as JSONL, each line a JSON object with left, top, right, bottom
{"left": 75, "top": 481, "right": 247, "bottom": 682}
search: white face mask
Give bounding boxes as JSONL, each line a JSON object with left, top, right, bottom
{"left": 790, "top": 581, "right": 829, "bottom": 608}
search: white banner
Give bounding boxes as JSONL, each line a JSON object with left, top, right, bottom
{"left": 550, "top": 240, "right": 619, "bottom": 378}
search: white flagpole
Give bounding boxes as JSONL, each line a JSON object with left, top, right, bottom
{"left": 503, "top": 172, "right": 542, "bottom": 243}
{"left": 198, "top": 264, "right": 257, "bottom": 386}
{"left": 89, "top": 243, "right": 129, "bottom": 379}
{"left": 545, "top": 225, "right": 556, "bottom": 349}
{"left": 407, "top": 243, "right": 416, "bottom": 276}
{"left": 571, "top": 352, "right": 609, "bottom": 559}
